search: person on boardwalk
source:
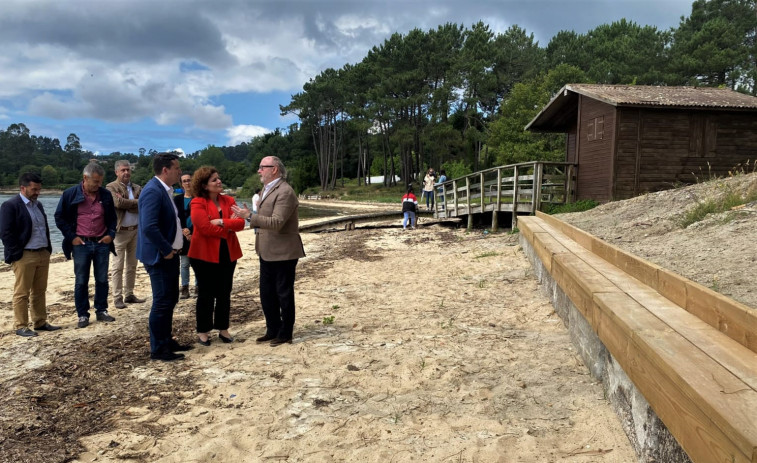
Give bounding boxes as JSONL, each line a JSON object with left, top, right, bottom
{"left": 54, "top": 163, "right": 117, "bottom": 329}
{"left": 106, "top": 160, "right": 145, "bottom": 309}
{"left": 423, "top": 168, "right": 436, "bottom": 210}
{"left": 401, "top": 186, "right": 419, "bottom": 230}
{"left": 435, "top": 169, "right": 447, "bottom": 210}
{"left": 231, "top": 156, "right": 305, "bottom": 346}
{"left": 187, "top": 167, "right": 245, "bottom": 346}
{"left": 174, "top": 174, "right": 195, "bottom": 299}
{"left": 137, "top": 152, "right": 191, "bottom": 362}
{"left": 1, "top": 173, "right": 60, "bottom": 336}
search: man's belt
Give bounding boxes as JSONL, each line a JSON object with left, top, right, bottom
{"left": 81, "top": 235, "right": 106, "bottom": 242}
{"left": 120, "top": 225, "right": 138, "bottom": 231}
{"left": 25, "top": 248, "right": 48, "bottom": 252}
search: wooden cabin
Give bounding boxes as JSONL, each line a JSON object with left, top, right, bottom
{"left": 526, "top": 84, "right": 757, "bottom": 201}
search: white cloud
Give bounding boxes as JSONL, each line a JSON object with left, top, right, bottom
{"left": 226, "top": 124, "right": 271, "bottom": 145}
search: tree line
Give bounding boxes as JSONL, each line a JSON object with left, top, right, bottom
{"left": 1, "top": 0, "right": 754, "bottom": 195}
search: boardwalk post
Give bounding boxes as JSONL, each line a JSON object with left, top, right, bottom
{"left": 453, "top": 179, "right": 459, "bottom": 217}
{"left": 512, "top": 165, "right": 519, "bottom": 229}
{"left": 492, "top": 168, "right": 502, "bottom": 232}
{"left": 466, "top": 177, "right": 472, "bottom": 231}
{"left": 534, "top": 162, "right": 543, "bottom": 214}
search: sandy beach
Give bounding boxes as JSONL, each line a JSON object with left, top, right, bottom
{"left": 0, "top": 208, "right": 635, "bottom": 463}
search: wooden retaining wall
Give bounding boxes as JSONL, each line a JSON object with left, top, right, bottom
{"left": 518, "top": 214, "right": 757, "bottom": 463}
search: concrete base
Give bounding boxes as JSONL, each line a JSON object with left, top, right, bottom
{"left": 519, "top": 235, "right": 691, "bottom": 463}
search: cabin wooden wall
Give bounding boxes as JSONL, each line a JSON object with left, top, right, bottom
{"left": 566, "top": 129, "right": 577, "bottom": 163}
{"left": 575, "top": 97, "right": 615, "bottom": 202}
{"left": 612, "top": 109, "right": 757, "bottom": 199}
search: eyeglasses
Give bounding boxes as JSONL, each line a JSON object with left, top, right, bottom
{"left": 181, "top": 179, "right": 191, "bottom": 183}
{"left": 258, "top": 165, "right": 274, "bottom": 170}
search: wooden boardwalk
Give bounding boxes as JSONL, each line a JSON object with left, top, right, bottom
{"left": 433, "top": 161, "right": 577, "bottom": 229}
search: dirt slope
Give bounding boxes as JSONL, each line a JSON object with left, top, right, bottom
{"left": 556, "top": 172, "right": 757, "bottom": 309}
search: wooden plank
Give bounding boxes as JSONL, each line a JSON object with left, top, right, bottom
{"left": 657, "top": 268, "right": 688, "bottom": 308}
{"left": 551, "top": 253, "right": 621, "bottom": 327}
{"left": 686, "top": 282, "right": 757, "bottom": 354}
{"left": 627, "top": 290, "right": 757, "bottom": 393}
{"left": 594, "top": 292, "right": 756, "bottom": 463}
{"left": 531, "top": 231, "right": 571, "bottom": 273}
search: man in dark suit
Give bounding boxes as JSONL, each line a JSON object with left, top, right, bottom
{"left": 231, "top": 156, "right": 305, "bottom": 346}
{"left": 0, "top": 173, "right": 60, "bottom": 336}
{"left": 137, "top": 152, "right": 191, "bottom": 361}
{"left": 55, "top": 163, "right": 117, "bottom": 329}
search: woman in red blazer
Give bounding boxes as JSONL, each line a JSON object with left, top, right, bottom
{"left": 187, "top": 166, "right": 245, "bottom": 346}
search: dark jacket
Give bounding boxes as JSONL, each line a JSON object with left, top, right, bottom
{"left": 136, "top": 177, "right": 179, "bottom": 266}
{"left": 54, "top": 183, "right": 117, "bottom": 260}
{"left": 0, "top": 194, "right": 52, "bottom": 264}
{"left": 173, "top": 193, "right": 192, "bottom": 254}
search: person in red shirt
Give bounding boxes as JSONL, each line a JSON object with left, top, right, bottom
{"left": 401, "top": 186, "right": 419, "bottom": 230}
{"left": 187, "top": 166, "right": 245, "bottom": 346}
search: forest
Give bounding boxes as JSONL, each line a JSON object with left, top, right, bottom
{"left": 0, "top": 0, "right": 754, "bottom": 196}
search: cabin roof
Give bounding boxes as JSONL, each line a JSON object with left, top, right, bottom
{"left": 526, "top": 84, "right": 757, "bottom": 132}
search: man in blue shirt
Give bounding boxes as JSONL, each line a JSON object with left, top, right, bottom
{"left": 0, "top": 173, "right": 60, "bottom": 336}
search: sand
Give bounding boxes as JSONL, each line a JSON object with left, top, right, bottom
{"left": 0, "top": 206, "right": 636, "bottom": 463}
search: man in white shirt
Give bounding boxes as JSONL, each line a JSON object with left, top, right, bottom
{"left": 107, "top": 160, "right": 145, "bottom": 309}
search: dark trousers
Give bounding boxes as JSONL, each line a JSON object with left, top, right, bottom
{"left": 259, "top": 258, "right": 298, "bottom": 339}
{"left": 144, "top": 256, "right": 180, "bottom": 354}
{"left": 190, "top": 254, "right": 236, "bottom": 333}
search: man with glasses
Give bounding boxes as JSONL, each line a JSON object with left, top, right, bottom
{"left": 231, "top": 156, "right": 305, "bottom": 346}
{"left": 55, "top": 163, "right": 118, "bottom": 329}
{"left": 106, "top": 160, "right": 145, "bottom": 309}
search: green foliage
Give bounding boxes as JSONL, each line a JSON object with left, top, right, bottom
{"left": 488, "top": 65, "right": 588, "bottom": 165}
{"left": 440, "top": 159, "right": 471, "bottom": 180}
{"left": 542, "top": 199, "right": 600, "bottom": 214}
{"left": 668, "top": 0, "right": 756, "bottom": 91}
{"left": 322, "top": 315, "right": 335, "bottom": 325}
{"left": 678, "top": 186, "right": 757, "bottom": 228}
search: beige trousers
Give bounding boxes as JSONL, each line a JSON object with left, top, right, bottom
{"left": 11, "top": 249, "right": 50, "bottom": 330}
{"left": 110, "top": 228, "right": 138, "bottom": 300}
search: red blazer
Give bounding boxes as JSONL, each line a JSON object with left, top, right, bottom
{"left": 187, "top": 194, "right": 245, "bottom": 263}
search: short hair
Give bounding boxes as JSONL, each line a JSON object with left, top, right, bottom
{"left": 153, "top": 152, "right": 180, "bottom": 176}
{"left": 269, "top": 156, "right": 287, "bottom": 180}
{"left": 254, "top": 188, "right": 261, "bottom": 194}
{"left": 83, "top": 162, "right": 105, "bottom": 178}
{"left": 19, "top": 173, "right": 42, "bottom": 186}
{"left": 114, "top": 159, "right": 131, "bottom": 170}
{"left": 190, "top": 166, "right": 218, "bottom": 199}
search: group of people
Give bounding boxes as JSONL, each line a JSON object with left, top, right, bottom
{"left": 0, "top": 154, "right": 304, "bottom": 362}
{"left": 402, "top": 168, "right": 448, "bottom": 229}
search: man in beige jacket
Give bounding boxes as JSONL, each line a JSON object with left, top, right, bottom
{"left": 232, "top": 156, "right": 305, "bottom": 346}
{"left": 106, "top": 160, "right": 145, "bottom": 309}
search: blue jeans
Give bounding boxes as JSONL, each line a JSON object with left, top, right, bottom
{"left": 73, "top": 242, "right": 110, "bottom": 318}
{"left": 403, "top": 211, "right": 416, "bottom": 228}
{"left": 144, "top": 256, "right": 180, "bottom": 354}
{"left": 180, "top": 254, "right": 196, "bottom": 287}
{"left": 425, "top": 191, "right": 434, "bottom": 208}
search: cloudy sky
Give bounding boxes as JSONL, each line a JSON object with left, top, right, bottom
{"left": 0, "top": 0, "right": 694, "bottom": 156}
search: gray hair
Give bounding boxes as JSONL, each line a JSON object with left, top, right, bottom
{"left": 270, "top": 156, "right": 287, "bottom": 180}
{"left": 114, "top": 159, "right": 131, "bottom": 170}
{"left": 83, "top": 162, "right": 105, "bottom": 178}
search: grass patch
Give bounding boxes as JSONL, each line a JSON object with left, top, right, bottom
{"left": 542, "top": 199, "right": 600, "bottom": 215}
{"left": 679, "top": 187, "right": 757, "bottom": 228}
{"left": 474, "top": 251, "right": 500, "bottom": 259}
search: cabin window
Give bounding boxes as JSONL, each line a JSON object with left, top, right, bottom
{"left": 587, "top": 116, "right": 604, "bottom": 141}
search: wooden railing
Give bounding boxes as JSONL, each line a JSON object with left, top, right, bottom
{"left": 433, "top": 162, "right": 577, "bottom": 228}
